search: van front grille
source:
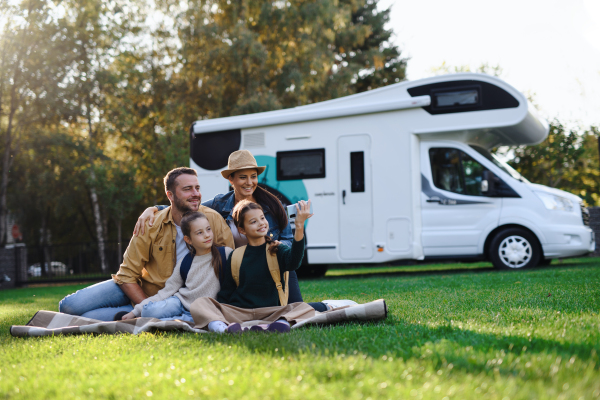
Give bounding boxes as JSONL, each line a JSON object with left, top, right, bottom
{"left": 581, "top": 203, "right": 590, "bottom": 226}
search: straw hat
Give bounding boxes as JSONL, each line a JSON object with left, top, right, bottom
{"left": 221, "top": 150, "right": 266, "bottom": 179}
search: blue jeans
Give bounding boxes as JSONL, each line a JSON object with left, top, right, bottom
{"left": 58, "top": 280, "right": 133, "bottom": 321}
{"left": 141, "top": 296, "right": 194, "bottom": 323}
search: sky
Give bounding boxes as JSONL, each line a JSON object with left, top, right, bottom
{"left": 378, "top": 0, "right": 600, "bottom": 129}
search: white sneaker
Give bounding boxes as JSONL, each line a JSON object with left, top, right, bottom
{"left": 321, "top": 299, "right": 358, "bottom": 309}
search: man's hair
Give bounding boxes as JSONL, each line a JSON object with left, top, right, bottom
{"left": 164, "top": 167, "right": 197, "bottom": 193}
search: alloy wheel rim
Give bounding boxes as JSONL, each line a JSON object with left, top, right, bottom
{"left": 499, "top": 235, "right": 532, "bottom": 268}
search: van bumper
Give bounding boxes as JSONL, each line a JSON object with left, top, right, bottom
{"left": 541, "top": 226, "right": 595, "bottom": 258}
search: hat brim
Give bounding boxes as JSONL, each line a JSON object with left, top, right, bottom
{"left": 221, "top": 165, "right": 266, "bottom": 179}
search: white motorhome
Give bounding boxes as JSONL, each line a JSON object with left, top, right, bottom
{"left": 189, "top": 73, "right": 595, "bottom": 274}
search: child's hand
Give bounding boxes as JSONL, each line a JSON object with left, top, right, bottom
{"left": 121, "top": 312, "right": 136, "bottom": 320}
{"left": 294, "top": 200, "right": 313, "bottom": 228}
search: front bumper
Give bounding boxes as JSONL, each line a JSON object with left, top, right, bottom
{"left": 542, "top": 226, "right": 595, "bottom": 258}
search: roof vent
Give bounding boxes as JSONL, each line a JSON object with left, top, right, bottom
{"left": 244, "top": 132, "right": 265, "bottom": 148}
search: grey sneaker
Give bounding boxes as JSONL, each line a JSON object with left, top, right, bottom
{"left": 321, "top": 299, "right": 358, "bottom": 309}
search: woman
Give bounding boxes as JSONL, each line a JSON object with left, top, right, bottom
{"left": 134, "top": 150, "right": 353, "bottom": 310}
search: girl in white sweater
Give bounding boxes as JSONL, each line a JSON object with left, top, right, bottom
{"left": 120, "top": 211, "right": 233, "bottom": 323}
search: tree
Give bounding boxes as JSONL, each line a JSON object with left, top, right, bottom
{"left": 430, "top": 62, "right": 504, "bottom": 77}
{"left": 0, "top": 0, "right": 69, "bottom": 246}
{"left": 3, "top": 0, "right": 408, "bottom": 251}
{"left": 507, "top": 122, "right": 600, "bottom": 206}
{"left": 55, "top": 0, "right": 135, "bottom": 271}
{"left": 166, "top": 0, "right": 407, "bottom": 123}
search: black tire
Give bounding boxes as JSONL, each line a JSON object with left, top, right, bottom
{"left": 489, "top": 228, "right": 541, "bottom": 270}
{"left": 538, "top": 258, "right": 552, "bottom": 266}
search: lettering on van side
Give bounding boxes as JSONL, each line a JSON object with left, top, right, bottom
{"left": 314, "top": 192, "right": 335, "bottom": 197}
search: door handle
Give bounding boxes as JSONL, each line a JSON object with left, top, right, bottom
{"left": 342, "top": 190, "right": 346, "bottom": 205}
{"left": 426, "top": 196, "right": 441, "bottom": 203}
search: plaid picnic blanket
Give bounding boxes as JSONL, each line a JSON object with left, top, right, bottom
{"left": 10, "top": 299, "right": 387, "bottom": 337}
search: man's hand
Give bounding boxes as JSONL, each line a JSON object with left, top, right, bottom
{"left": 120, "top": 283, "right": 149, "bottom": 305}
{"left": 133, "top": 207, "right": 159, "bottom": 236}
{"left": 121, "top": 312, "right": 136, "bottom": 320}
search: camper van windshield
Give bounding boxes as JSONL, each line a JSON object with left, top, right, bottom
{"left": 470, "top": 146, "right": 529, "bottom": 183}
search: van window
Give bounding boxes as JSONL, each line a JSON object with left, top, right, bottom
{"left": 350, "top": 151, "right": 365, "bottom": 192}
{"left": 469, "top": 145, "right": 529, "bottom": 183}
{"left": 429, "top": 148, "right": 486, "bottom": 196}
{"left": 276, "top": 148, "right": 325, "bottom": 180}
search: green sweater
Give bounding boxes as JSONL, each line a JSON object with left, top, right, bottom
{"left": 217, "top": 238, "right": 305, "bottom": 308}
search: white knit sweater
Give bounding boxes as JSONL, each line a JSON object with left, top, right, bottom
{"left": 132, "top": 247, "right": 233, "bottom": 317}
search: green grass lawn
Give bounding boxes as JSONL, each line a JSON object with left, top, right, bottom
{"left": 1, "top": 258, "right": 599, "bottom": 399}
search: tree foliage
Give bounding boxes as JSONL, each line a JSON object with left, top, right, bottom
{"left": 506, "top": 122, "right": 600, "bottom": 206}
{"left": 1, "top": 0, "right": 406, "bottom": 248}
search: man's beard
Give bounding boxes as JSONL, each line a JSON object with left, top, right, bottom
{"left": 172, "top": 193, "right": 200, "bottom": 213}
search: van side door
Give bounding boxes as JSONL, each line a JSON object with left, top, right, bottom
{"left": 420, "top": 142, "right": 502, "bottom": 257}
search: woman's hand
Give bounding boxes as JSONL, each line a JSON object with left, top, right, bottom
{"left": 293, "top": 200, "right": 313, "bottom": 241}
{"left": 133, "top": 207, "right": 159, "bottom": 236}
{"left": 121, "top": 312, "right": 136, "bottom": 320}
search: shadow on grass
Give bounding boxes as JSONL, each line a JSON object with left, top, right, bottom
{"left": 144, "top": 317, "right": 598, "bottom": 380}
{"left": 316, "top": 257, "right": 600, "bottom": 282}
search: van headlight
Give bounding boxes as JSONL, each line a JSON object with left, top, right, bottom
{"left": 534, "top": 191, "right": 574, "bottom": 212}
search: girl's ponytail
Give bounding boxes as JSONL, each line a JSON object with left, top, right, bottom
{"left": 209, "top": 244, "right": 222, "bottom": 279}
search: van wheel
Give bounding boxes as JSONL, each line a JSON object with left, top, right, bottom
{"left": 489, "top": 228, "right": 541, "bottom": 270}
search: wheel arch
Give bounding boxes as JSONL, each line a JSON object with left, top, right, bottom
{"left": 483, "top": 224, "right": 544, "bottom": 260}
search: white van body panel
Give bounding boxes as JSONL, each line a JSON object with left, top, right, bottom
{"left": 189, "top": 73, "right": 593, "bottom": 265}
{"left": 419, "top": 141, "right": 502, "bottom": 256}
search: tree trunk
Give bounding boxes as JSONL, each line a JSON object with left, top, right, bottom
{"left": 39, "top": 206, "right": 49, "bottom": 276}
{"left": 89, "top": 179, "right": 108, "bottom": 273}
{"left": 117, "top": 216, "right": 122, "bottom": 266}
{"left": 0, "top": 137, "right": 10, "bottom": 247}
{"left": 85, "top": 79, "right": 107, "bottom": 272}
{"left": 0, "top": 77, "right": 19, "bottom": 248}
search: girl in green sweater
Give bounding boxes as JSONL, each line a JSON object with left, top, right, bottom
{"left": 193, "top": 199, "right": 314, "bottom": 334}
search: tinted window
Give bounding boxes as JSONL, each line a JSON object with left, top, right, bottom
{"left": 429, "top": 148, "right": 486, "bottom": 196}
{"left": 190, "top": 128, "right": 241, "bottom": 171}
{"left": 429, "top": 148, "right": 464, "bottom": 194}
{"left": 350, "top": 151, "right": 365, "bottom": 192}
{"left": 408, "top": 80, "right": 519, "bottom": 115}
{"left": 461, "top": 152, "right": 485, "bottom": 196}
{"left": 277, "top": 148, "right": 325, "bottom": 180}
{"left": 432, "top": 87, "right": 480, "bottom": 110}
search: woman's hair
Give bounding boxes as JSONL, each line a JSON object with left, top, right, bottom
{"left": 231, "top": 170, "right": 288, "bottom": 231}
{"left": 231, "top": 200, "right": 279, "bottom": 255}
{"left": 180, "top": 211, "right": 222, "bottom": 278}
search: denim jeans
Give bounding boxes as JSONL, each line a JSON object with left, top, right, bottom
{"left": 58, "top": 279, "right": 133, "bottom": 321}
{"left": 141, "top": 296, "right": 194, "bottom": 323}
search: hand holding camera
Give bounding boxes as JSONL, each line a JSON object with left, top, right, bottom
{"left": 290, "top": 200, "right": 313, "bottom": 241}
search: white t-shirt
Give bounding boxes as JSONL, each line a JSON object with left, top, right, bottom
{"left": 174, "top": 224, "right": 189, "bottom": 265}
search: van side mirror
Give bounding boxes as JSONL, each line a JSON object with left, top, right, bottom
{"left": 482, "top": 170, "right": 496, "bottom": 195}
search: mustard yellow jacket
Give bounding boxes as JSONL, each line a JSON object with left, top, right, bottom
{"left": 112, "top": 205, "right": 234, "bottom": 297}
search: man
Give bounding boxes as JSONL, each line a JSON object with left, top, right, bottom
{"left": 58, "top": 167, "right": 234, "bottom": 321}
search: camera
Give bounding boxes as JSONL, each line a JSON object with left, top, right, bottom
{"left": 286, "top": 201, "right": 313, "bottom": 220}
